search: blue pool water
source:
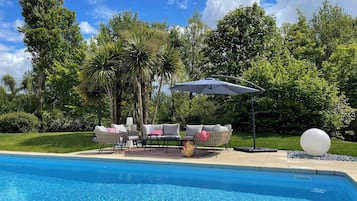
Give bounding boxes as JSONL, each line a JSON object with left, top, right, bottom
{"left": 0, "top": 154, "right": 356, "bottom": 201}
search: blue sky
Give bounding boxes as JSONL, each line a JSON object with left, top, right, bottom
{"left": 1, "top": 0, "right": 357, "bottom": 83}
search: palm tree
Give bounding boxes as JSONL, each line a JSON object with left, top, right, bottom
{"left": 152, "top": 45, "right": 180, "bottom": 123}
{"left": 123, "top": 33, "right": 152, "bottom": 130}
{"left": 80, "top": 42, "right": 122, "bottom": 124}
{"left": 1, "top": 74, "right": 18, "bottom": 95}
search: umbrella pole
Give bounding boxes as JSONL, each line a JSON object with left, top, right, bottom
{"left": 251, "top": 94, "right": 256, "bottom": 149}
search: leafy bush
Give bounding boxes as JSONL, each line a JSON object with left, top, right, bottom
{"left": 243, "top": 58, "right": 354, "bottom": 135}
{"left": 40, "top": 110, "right": 97, "bottom": 132}
{"left": 0, "top": 112, "right": 39, "bottom": 133}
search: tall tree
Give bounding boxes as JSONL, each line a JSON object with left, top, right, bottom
{"left": 311, "top": 0, "right": 356, "bottom": 68}
{"left": 80, "top": 42, "right": 122, "bottom": 124}
{"left": 93, "top": 11, "right": 150, "bottom": 124}
{"left": 203, "top": 3, "right": 278, "bottom": 76}
{"left": 123, "top": 32, "right": 153, "bottom": 129}
{"left": 281, "top": 10, "right": 324, "bottom": 63}
{"left": 322, "top": 43, "right": 357, "bottom": 108}
{"left": 1, "top": 74, "right": 17, "bottom": 95}
{"left": 18, "top": 0, "right": 83, "bottom": 110}
{"left": 152, "top": 45, "right": 181, "bottom": 124}
{"left": 181, "top": 11, "right": 210, "bottom": 80}
{"left": 243, "top": 57, "right": 354, "bottom": 134}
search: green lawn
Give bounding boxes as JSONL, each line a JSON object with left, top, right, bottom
{"left": 0, "top": 131, "right": 356, "bottom": 156}
{"left": 231, "top": 132, "right": 357, "bottom": 157}
{"left": 0, "top": 132, "right": 99, "bottom": 153}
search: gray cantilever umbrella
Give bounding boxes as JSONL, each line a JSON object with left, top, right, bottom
{"left": 171, "top": 78, "right": 260, "bottom": 95}
{"left": 172, "top": 77, "right": 276, "bottom": 152}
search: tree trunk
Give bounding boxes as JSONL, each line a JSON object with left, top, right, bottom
{"left": 136, "top": 77, "right": 144, "bottom": 131}
{"left": 115, "top": 92, "right": 122, "bottom": 124}
{"left": 152, "top": 78, "right": 163, "bottom": 124}
{"left": 113, "top": 93, "right": 117, "bottom": 124}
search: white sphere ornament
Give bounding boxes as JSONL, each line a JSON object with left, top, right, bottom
{"left": 300, "top": 128, "right": 331, "bottom": 156}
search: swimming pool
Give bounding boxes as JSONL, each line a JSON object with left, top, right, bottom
{"left": 0, "top": 154, "right": 356, "bottom": 201}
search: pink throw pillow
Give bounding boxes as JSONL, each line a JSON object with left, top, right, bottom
{"left": 106, "top": 128, "right": 118, "bottom": 133}
{"left": 151, "top": 129, "right": 163, "bottom": 135}
{"left": 197, "top": 130, "right": 210, "bottom": 141}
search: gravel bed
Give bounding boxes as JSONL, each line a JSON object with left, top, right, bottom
{"left": 287, "top": 151, "right": 357, "bottom": 162}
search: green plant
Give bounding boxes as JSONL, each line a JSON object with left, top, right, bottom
{"left": 0, "top": 112, "right": 39, "bottom": 133}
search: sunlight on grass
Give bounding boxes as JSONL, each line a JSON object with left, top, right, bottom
{"left": 0, "top": 132, "right": 99, "bottom": 153}
{"left": 0, "top": 131, "right": 356, "bottom": 156}
{"left": 230, "top": 132, "right": 357, "bottom": 157}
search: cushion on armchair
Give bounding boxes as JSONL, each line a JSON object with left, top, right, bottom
{"left": 219, "top": 126, "right": 229, "bottom": 131}
{"left": 150, "top": 129, "right": 163, "bottom": 135}
{"left": 106, "top": 128, "right": 119, "bottom": 133}
{"left": 196, "top": 130, "right": 210, "bottom": 141}
{"left": 186, "top": 125, "right": 203, "bottom": 136}
{"left": 203, "top": 124, "right": 221, "bottom": 132}
{"left": 111, "top": 124, "right": 127, "bottom": 132}
{"left": 94, "top": 126, "right": 107, "bottom": 132}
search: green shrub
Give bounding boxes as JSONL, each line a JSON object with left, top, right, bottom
{"left": 0, "top": 112, "right": 39, "bottom": 133}
{"left": 40, "top": 110, "right": 97, "bottom": 132}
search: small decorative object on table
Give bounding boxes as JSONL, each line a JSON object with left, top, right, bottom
{"left": 181, "top": 141, "right": 195, "bottom": 157}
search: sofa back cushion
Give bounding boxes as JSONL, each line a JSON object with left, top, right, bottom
{"left": 186, "top": 125, "right": 203, "bottom": 136}
{"left": 219, "top": 125, "right": 229, "bottom": 131}
{"left": 111, "top": 124, "right": 127, "bottom": 132}
{"left": 94, "top": 126, "right": 107, "bottom": 132}
{"left": 106, "top": 128, "right": 119, "bottom": 133}
{"left": 142, "top": 124, "right": 152, "bottom": 136}
{"left": 163, "top": 124, "right": 180, "bottom": 136}
{"left": 203, "top": 124, "right": 221, "bottom": 132}
{"left": 143, "top": 124, "right": 164, "bottom": 136}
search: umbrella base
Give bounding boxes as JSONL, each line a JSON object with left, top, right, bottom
{"left": 234, "top": 147, "right": 277, "bottom": 153}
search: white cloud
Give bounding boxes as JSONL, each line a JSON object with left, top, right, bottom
{"left": 202, "top": 0, "right": 357, "bottom": 27}
{"left": 265, "top": 0, "right": 324, "bottom": 26}
{"left": 79, "top": 21, "right": 97, "bottom": 34}
{"left": 178, "top": 0, "right": 189, "bottom": 9}
{"left": 167, "top": 0, "right": 175, "bottom": 5}
{"left": 92, "top": 5, "right": 118, "bottom": 21}
{"left": 202, "top": 0, "right": 258, "bottom": 27}
{"left": 0, "top": 43, "right": 11, "bottom": 52}
{"left": 0, "top": 2, "right": 29, "bottom": 83}
{"left": 0, "top": 0, "right": 13, "bottom": 7}
{"left": 167, "top": 0, "right": 189, "bottom": 10}
{"left": 0, "top": 46, "right": 31, "bottom": 83}
{"left": 267, "top": 0, "right": 357, "bottom": 26}
{"left": 0, "top": 18, "right": 24, "bottom": 42}
{"left": 87, "top": 0, "right": 106, "bottom": 4}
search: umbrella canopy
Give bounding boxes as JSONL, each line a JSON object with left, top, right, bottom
{"left": 172, "top": 77, "right": 276, "bottom": 152}
{"left": 171, "top": 78, "right": 260, "bottom": 95}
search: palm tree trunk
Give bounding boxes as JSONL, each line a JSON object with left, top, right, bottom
{"left": 113, "top": 94, "right": 117, "bottom": 124}
{"left": 152, "top": 78, "right": 163, "bottom": 124}
{"left": 115, "top": 92, "right": 122, "bottom": 124}
{"left": 136, "top": 77, "right": 144, "bottom": 130}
